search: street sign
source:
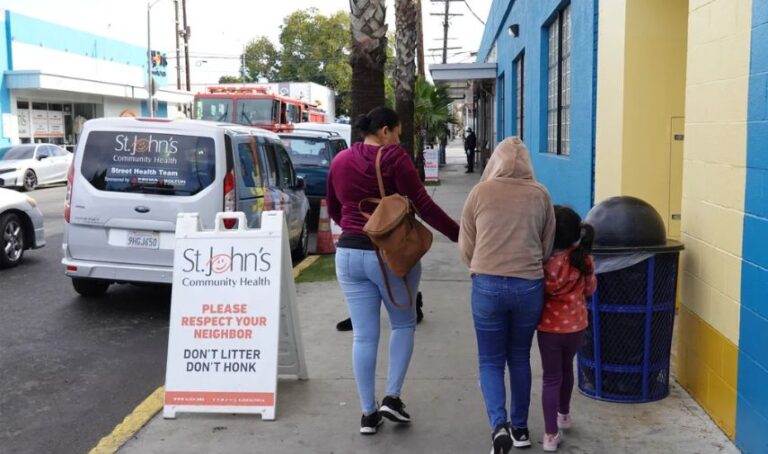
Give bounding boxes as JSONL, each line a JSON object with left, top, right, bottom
{"left": 163, "top": 211, "right": 307, "bottom": 420}
{"left": 425, "top": 147, "right": 439, "bottom": 182}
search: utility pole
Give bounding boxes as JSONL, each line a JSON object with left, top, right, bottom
{"left": 174, "top": 0, "right": 181, "bottom": 90}
{"left": 182, "top": 0, "right": 191, "bottom": 92}
{"left": 441, "top": 0, "right": 449, "bottom": 64}
{"left": 430, "top": 0, "right": 463, "bottom": 64}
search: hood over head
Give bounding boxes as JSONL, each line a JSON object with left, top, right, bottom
{"left": 480, "top": 137, "right": 535, "bottom": 182}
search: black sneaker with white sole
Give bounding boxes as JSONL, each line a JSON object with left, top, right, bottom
{"left": 490, "top": 424, "right": 512, "bottom": 454}
{"left": 360, "top": 411, "right": 384, "bottom": 435}
{"left": 379, "top": 396, "right": 411, "bottom": 423}
{"left": 510, "top": 426, "right": 532, "bottom": 448}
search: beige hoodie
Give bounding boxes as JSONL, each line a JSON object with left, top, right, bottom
{"left": 459, "top": 137, "right": 555, "bottom": 279}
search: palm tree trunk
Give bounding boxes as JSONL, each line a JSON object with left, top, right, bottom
{"left": 416, "top": 0, "right": 425, "bottom": 78}
{"left": 395, "top": 0, "right": 418, "bottom": 164}
{"left": 350, "top": 0, "right": 388, "bottom": 142}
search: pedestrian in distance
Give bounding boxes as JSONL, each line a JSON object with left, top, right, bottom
{"left": 459, "top": 136, "right": 555, "bottom": 454}
{"left": 327, "top": 106, "right": 459, "bottom": 435}
{"left": 464, "top": 127, "right": 477, "bottom": 174}
{"left": 438, "top": 127, "right": 449, "bottom": 166}
{"left": 537, "top": 206, "right": 596, "bottom": 452}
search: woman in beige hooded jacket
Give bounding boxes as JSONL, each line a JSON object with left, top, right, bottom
{"left": 459, "top": 137, "right": 555, "bottom": 453}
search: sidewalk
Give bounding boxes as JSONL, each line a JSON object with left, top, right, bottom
{"left": 119, "top": 141, "right": 739, "bottom": 453}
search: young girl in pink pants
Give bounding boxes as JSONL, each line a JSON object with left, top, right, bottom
{"left": 537, "top": 206, "right": 597, "bottom": 452}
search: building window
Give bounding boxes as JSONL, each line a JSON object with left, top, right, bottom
{"left": 547, "top": 3, "right": 571, "bottom": 155}
{"left": 515, "top": 53, "right": 525, "bottom": 140}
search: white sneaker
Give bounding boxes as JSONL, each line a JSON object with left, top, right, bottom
{"left": 542, "top": 432, "right": 562, "bottom": 452}
{"left": 557, "top": 412, "right": 572, "bottom": 430}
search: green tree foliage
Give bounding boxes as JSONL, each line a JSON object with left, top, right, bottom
{"left": 218, "top": 75, "right": 245, "bottom": 84}
{"left": 243, "top": 37, "right": 280, "bottom": 82}
{"left": 415, "top": 77, "right": 454, "bottom": 139}
{"left": 239, "top": 9, "right": 352, "bottom": 115}
{"left": 384, "top": 33, "right": 396, "bottom": 109}
{"left": 414, "top": 76, "right": 455, "bottom": 179}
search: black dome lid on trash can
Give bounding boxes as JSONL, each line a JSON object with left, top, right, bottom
{"left": 584, "top": 196, "right": 684, "bottom": 253}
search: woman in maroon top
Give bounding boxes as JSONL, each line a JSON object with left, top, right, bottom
{"left": 327, "top": 107, "right": 459, "bottom": 435}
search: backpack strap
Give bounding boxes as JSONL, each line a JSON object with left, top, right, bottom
{"left": 371, "top": 145, "right": 414, "bottom": 311}
{"left": 374, "top": 250, "right": 414, "bottom": 310}
{"left": 374, "top": 146, "right": 386, "bottom": 199}
{"left": 357, "top": 146, "right": 386, "bottom": 219}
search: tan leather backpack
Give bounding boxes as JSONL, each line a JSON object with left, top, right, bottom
{"left": 359, "top": 147, "right": 433, "bottom": 308}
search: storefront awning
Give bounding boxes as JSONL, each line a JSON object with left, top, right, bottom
{"left": 428, "top": 63, "right": 498, "bottom": 82}
{"left": 4, "top": 70, "right": 194, "bottom": 104}
{"left": 154, "top": 88, "right": 194, "bottom": 104}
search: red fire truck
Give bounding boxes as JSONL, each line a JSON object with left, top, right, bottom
{"left": 194, "top": 86, "right": 326, "bottom": 131}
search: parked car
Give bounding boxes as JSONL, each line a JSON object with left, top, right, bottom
{"left": 278, "top": 130, "right": 348, "bottom": 227}
{"left": 0, "top": 188, "right": 45, "bottom": 268}
{"left": 292, "top": 122, "right": 352, "bottom": 148}
{"left": 62, "top": 117, "right": 309, "bottom": 297}
{"left": 0, "top": 144, "right": 73, "bottom": 191}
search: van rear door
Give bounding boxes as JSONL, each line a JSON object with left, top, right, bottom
{"left": 66, "top": 127, "right": 224, "bottom": 267}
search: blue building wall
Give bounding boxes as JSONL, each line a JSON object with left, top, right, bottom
{"left": 6, "top": 12, "right": 151, "bottom": 75}
{"left": 737, "top": 1, "right": 768, "bottom": 453}
{"left": 478, "top": 0, "right": 598, "bottom": 216}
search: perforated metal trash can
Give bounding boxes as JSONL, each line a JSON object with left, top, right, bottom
{"left": 577, "top": 197, "right": 684, "bottom": 403}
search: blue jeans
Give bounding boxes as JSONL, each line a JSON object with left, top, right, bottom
{"left": 471, "top": 274, "right": 545, "bottom": 429}
{"left": 336, "top": 247, "right": 421, "bottom": 415}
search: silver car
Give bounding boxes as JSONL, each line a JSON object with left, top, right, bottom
{"left": 0, "top": 188, "right": 46, "bottom": 268}
{"left": 62, "top": 118, "right": 309, "bottom": 297}
{"left": 0, "top": 144, "right": 73, "bottom": 191}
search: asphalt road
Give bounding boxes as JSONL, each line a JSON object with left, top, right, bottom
{"left": 0, "top": 184, "right": 172, "bottom": 454}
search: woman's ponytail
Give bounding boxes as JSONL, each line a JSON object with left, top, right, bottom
{"left": 569, "top": 223, "right": 595, "bottom": 276}
{"left": 355, "top": 114, "right": 372, "bottom": 134}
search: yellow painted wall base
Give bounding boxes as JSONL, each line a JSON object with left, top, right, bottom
{"left": 676, "top": 306, "right": 738, "bottom": 438}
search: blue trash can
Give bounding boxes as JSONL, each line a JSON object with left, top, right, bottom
{"left": 577, "top": 196, "right": 683, "bottom": 403}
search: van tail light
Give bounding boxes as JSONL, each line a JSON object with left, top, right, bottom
{"left": 64, "top": 161, "right": 74, "bottom": 223}
{"left": 223, "top": 170, "right": 237, "bottom": 229}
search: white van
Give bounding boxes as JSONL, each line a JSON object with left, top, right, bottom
{"left": 293, "top": 122, "right": 352, "bottom": 148}
{"left": 62, "top": 118, "right": 309, "bottom": 297}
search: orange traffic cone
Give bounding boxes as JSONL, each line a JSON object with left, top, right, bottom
{"left": 315, "top": 198, "right": 336, "bottom": 254}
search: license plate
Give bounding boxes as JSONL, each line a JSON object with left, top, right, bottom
{"left": 126, "top": 230, "right": 160, "bottom": 249}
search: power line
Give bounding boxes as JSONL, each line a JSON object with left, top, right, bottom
{"left": 462, "top": 0, "right": 486, "bottom": 25}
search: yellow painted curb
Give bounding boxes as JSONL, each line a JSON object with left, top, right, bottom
{"left": 293, "top": 254, "right": 320, "bottom": 279}
{"left": 89, "top": 255, "right": 320, "bottom": 454}
{"left": 88, "top": 386, "right": 164, "bottom": 454}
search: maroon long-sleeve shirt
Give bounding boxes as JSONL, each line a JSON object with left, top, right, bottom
{"left": 327, "top": 143, "right": 459, "bottom": 242}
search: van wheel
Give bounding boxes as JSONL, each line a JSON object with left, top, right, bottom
{"left": 22, "top": 170, "right": 37, "bottom": 192}
{"left": 292, "top": 219, "right": 309, "bottom": 261}
{"left": 72, "top": 278, "right": 110, "bottom": 297}
{"left": 0, "top": 213, "right": 25, "bottom": 269}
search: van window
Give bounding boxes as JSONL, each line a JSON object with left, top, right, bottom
{"left": 281, "top": 137, "right": 329, "bottom": 167}
{"left": 275, "top": 144, "right": 295, "bottom": 188}
{"left": 81, "top": 131, "right": 216, "bottom": 196}
{"left": 330, "top": 139, "right": 347, "bottom": 156}
{"left": 263, "top": 143, "right": 279, "bottom": 187}
{"left": 236, "top": 138, "right": 264, "bottom": 190}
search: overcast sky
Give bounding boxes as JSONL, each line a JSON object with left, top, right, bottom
{"left": 0, "top": 0, "right": 492, "bottom": 86}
